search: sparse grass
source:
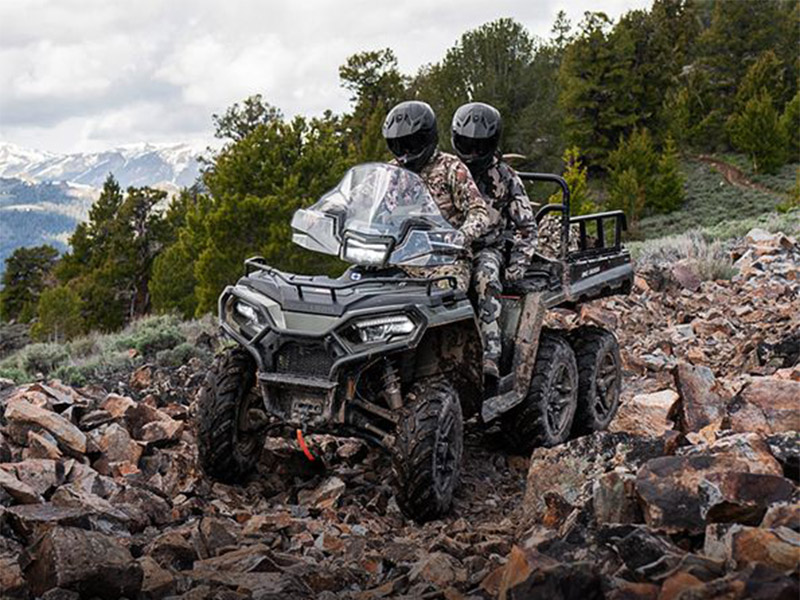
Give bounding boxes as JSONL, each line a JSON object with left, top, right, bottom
{"left": 636, "top": 157, "right": 791, "bottom": 240}
{"left": 630, "top": 230, "right": 737, "bottom": 282}
{"left": 0, "top": 313, "right": 217, "bottom": 386}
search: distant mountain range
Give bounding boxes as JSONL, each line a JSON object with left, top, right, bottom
{"left": 0, "top": 142, "right": 205, "bottom": 279}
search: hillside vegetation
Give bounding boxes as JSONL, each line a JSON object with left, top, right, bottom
{"left": 1, "top": 0, "right": 798, "bottom": 343}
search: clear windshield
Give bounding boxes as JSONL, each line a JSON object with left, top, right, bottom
{"left": 292, "top": 163, "right": 463, "bottom": 267}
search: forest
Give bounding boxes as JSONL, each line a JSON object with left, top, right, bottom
{"left": 1, "top": 0, "right": 799, "bottom": 341}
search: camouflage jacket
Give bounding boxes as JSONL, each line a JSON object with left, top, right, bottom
{"left": 473, "top": 156, "right": 538, "bottom": 270}
{"left": 395, "top": 151, "right": 490, "bottom": 245}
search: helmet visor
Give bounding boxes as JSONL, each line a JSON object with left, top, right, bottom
{"left": 387, "top": 130, "right": 431, "bottom": 158}
{"left": 452, "top": 133, "right": 497, "bottom": 159}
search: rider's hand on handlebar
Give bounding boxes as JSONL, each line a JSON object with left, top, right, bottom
{"left": 444, "top": 231, "right": 466, "bottom": 247}
{"left": 505, "top": 263, "right": 527, "bottom": 282}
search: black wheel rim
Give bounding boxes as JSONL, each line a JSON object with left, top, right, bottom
{"left": 593, "top": 351, "right": 619, "bottom": 420}
{"left": 546, "top": 364, "right": 575, "bottom": 437}
{"left": 433, "top": 406, "right": 458, "bottom": 497}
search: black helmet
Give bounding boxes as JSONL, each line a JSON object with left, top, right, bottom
{"left": 451, "top": 102, "right": 502, "bottom": 172}
{"left": 382, "top": 101, "right": 438, "bottom": 172}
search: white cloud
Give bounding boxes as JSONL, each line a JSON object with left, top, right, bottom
{"left": 0, "top": 0, "right": 652, "bottom": 153}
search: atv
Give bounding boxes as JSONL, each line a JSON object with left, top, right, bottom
{"left": 196, "top": 162, "right": 633, "bottom": 522}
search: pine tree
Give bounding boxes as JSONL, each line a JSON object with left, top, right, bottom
{"left": 652, "top": 136, "right": 685, "bottom": 213}
{"left": 31, "top": 285, "right": 84, "bottom": 343}
{"left": 0, "top": 245, "right": 59, "bottom": 323}
{"left": 727, "top": 89, "right": 788, "bottom": 173}
{"left": 549, "top": 147, "right": 595, "bottom": 215}
{"left": 780, "top": 91, "right": 800, "bottom": 162}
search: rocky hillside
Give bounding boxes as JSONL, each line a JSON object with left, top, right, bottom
{"left": 0, "top": 229, "right": 798, "bottom": 599}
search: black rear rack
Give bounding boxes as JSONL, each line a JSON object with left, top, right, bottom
{"left": 243, "top": 257, "right": 457, "bottom": 301}
{"left": 517, "top": 172, "right": 627, "bottom": 259}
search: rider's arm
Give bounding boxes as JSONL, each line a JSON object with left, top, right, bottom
{"left": 450, "top": 161, "right": 490, "bottom": 244}
{"left": 506, "top": 167, "right": 538, "bottom": 271}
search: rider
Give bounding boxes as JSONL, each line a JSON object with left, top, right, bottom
{"left": 382, "top": 101, "right": 490, "bottom": 292}
{"left": 451, "top": 102, "right": 538, "bottom": 380}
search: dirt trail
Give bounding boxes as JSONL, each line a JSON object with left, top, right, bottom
{"left": 695, "top": 154, "right": 778, "bottom": 195}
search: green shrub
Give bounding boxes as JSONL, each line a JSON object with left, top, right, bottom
{"left": 0, "top": 366, "right": 28, "bottom": 383}
{"left": 631, "top": 231, "right": 736, "bottom": 281}
{"left": 156, "top": 342, "right": 211, "bottom": 367}
{"left": 727, "top": 89, "right": 788, "bottom": 174}
{"left": 52, "top": 364, "right": 87, "bottom": 387}
{"left": 19, "top": 343, "right": 69, "bottom": 377}
{"left": 114, "top": 315, "right": 185, "bottom": 357}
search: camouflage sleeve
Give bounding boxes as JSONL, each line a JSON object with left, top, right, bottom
{"left": 449, "top": 160, "right": 490, "bottom": 243}
{"left": 506, "top": 167, "right": 538, "bottom": 269}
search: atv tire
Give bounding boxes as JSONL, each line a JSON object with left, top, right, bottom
{"left": 500, "top": 331, "right": 578, "bottom": 453}
{"left": 570, "top": 326, "right": 621, "bottom": 434}
{"left": 197, "top": 347, "right": 262, "bottom": 482}
{"left": 392, "top": 378, "right": 463, "bottom": 523}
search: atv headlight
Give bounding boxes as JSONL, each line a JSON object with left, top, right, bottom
{"left": 228, "top": 298, "right": 268, "bottom": 334}
{"left": 350, "top": 315, "right": 416, "bottom": 344}
{"left": 342, "top": 238, "right": 389, "bottom": 266}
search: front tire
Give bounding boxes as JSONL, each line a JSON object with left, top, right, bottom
{"left": 197, "top": 347, "right": 262, "bottom": 482}
{"left": 392, "top": 379, "right": 464, "bottom": 523}
{"left": 570, "top": 326, "right": 621, "bottom": 434}
{"left": 500, "top": 331, "right": 579, "bottom": 453}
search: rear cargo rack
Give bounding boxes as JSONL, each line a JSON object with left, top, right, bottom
{"left": 517, "top": 173, "right": 627, "bottom": 260}
{"left": 243, "top": 257, "right": 457, "bottom": 301}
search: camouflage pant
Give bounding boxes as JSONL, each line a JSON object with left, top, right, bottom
{"left": 471, "top": 247, "right": 503, "bottom": 370}
{"left": 402, "top": 260, "right": 471, "bottom": 293}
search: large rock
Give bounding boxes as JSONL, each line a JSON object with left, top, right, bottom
{"left": 726, "top": 378, "right": 800, "bottom": 434}
{"left": 592, "top": 469, "right": 641, "bottom": 525}
{"left": 0, "top": 467, "right": 43, "bottom": 504}
{"left": 2, "top": 458, "right": 66, "bottom": 496}
{"left": 24, "top": 527, "right": 143, "bottom": 598}
{"left": 670, "top": 363, "right": 727, "bottom": 434}
{"left": 635, "top": 454, "right": 795, "bottom": 534}
{"left": 704, "top": 523, "right": 800, "bottom": 572}
{"left": 524, "top": 432, "right": 666, "bottom": 520}
{"left": 298, "top": 476, "right": 346, "bottom": 510}
{"left": 667, "top": 563, "right": 798, "bottom": 600}
{"left": 598, "top": 525, "right": 724, "bottom": 583}
{"left": 0, "top": 554, "right": 28, "bottom": 599}
{"left": 496, "top": 546, "right": 602, "bottom": 600}
{"left": 761, "top": 502, "right": 800, "bottom": 531}
{"left": 608, "top": 390, "right": 678, "bottom": 437}
{"left": 5, "top": 399, "right": 87, "bottom": 454}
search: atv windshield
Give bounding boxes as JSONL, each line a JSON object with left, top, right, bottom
{"left": 292, "top": 163, "right": 463, "bottom": 267}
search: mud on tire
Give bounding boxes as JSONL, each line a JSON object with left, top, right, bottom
{"left": 500, "top": 330, "right": 578, "bottom": 454}
{"left": 569, "top": 326, "right": 621, "bottom": 434}
{"left": 392, "top": 378, "right": 463, "bottom": 523}
{"left": 197, "top": 346, "right": 262, "bottom": 482}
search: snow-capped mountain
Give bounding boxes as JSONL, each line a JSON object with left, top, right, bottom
{"left": 0, "top": 142, "right": 204, "bottom": 189}
{"left": 0, "top": 141, "right": 207, "bottom": 279}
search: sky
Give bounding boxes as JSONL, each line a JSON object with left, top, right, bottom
{"left": 0, "top": 0, "right": 652, "bottom": 154}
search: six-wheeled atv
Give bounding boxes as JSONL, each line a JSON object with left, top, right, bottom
{"left": 196, "top": 163, "right": 633, "bottom": 522}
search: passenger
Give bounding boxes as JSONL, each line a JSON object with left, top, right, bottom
{"left": 382, "top": 101, "right": 490, "bottom": 292}
{"left": 451, "top": 102, "right": 538, "bottom": 380}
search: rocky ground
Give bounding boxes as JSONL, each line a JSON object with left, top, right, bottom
{"left": 0, "top": 228, "right": 798, "bottom": 599}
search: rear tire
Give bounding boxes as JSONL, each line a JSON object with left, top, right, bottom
{"left": 500, "top": 331, "right": 578, "bottom": 454}
{"left": 197, "top": 347, "right": 262, "bottom": 482}
{"left": 570, "top": 326, "right": 621, "bottom": 434}
{"left": 392, "top": 378, "right": 463, "bottom": 523}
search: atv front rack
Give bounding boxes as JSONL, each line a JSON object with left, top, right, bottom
{"left": 243, "top": 257, "right": 458, "bottom": 301}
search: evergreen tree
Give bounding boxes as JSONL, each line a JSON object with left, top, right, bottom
{"left": 339, "top": 49, "right": 406, "bottom": 162}
{"left": 727, "top": 89, "right": 788, "bottom": 173}
{"left": 31, "top": 285, "right": 84, "bottom": 343}
{"left": 549, "top": 147, "right": 595, "bottom": 215}
{"left": 0, "top": 245, "right": 59, "bottom": 323}
{"left": 212, "top": 94, "right": 282, "bottom": 142}
{"left": 652, "top": 136, "right": 685, "bottom": 213}
{"left": 780, "top": 91, "right": 800, "bottom": 162}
